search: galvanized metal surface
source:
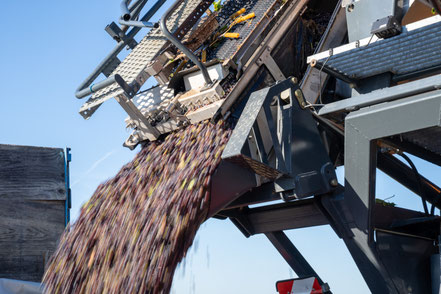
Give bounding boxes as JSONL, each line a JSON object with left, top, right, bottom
{"left": 222, "top": 85, "right": 283, "bottom": 179}
{"left": 80, "top": 0, "right": 205, "bottom": 118}
{"left": 222, "top": 87, "right": 270, "bottom": 159}
{"left": 126, "top": 82, "right": 226, "bottom": 142}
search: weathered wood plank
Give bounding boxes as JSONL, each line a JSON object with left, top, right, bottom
{"left": 0, "top": 255, "right": 46, "bottom": 282}
{"left": 0, "top": 199, "right": 66, "bottom": 282}
{"left": 0, "top": 200, "right": 65, "bottom": 250}
{"left": 0, "top": 145, "right": 67, "bottom": 282}
{"left": 0, "top": 144, "right": 66, "bottom": 200}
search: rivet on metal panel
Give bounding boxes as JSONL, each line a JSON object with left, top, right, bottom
{"left": 280, "top": 89, "right": 291, "bottom": 103}
{"left": 330, "top": 178, "right": 339, "bottom": 187}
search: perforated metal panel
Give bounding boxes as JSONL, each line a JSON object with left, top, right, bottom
{"left": 80, "top": 0, "right": 207, "bottom": 118}
{"left": 133, "top": 85, "right": 175, "bottom": 115}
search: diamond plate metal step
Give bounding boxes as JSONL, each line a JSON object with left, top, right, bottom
{"left": 80, "top": 0, "right": 211, "bottom": 119}
{"left": 307, "top": 16, "right": 441, "bottom": 82}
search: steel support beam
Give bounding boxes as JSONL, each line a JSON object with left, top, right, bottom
{"left": 319, "top": 75, "right": 441, "bottom": 117}
{"left": 377, "top": 152, "right": 441, "bottom": 209}
{"left": 344, "top": 90, "right": 441, "bottom": 293}
{"left": 220, "top": 199, "right": 329, "bottom": 235}
{"left": 266, "top": 231, "right": 325, "bottom": 285}
{"left": 247, "top": 200, "right": 328, "bottom": 234}
{"left": 75, "top": 0, "right": 168, "bottom": 99}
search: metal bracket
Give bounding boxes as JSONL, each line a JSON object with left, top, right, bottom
{"left": 75, "top": 0, "right": 168, "bottom": 100}
{"left": 105, "top": 22, "right": 138, "bottom": 48}
{"left": 222, "top": 79, "right": 296, "bottom": 179}
{"left": 256, "top": 46, "right": 286, "bottom": 82}
{"left": 223, "top": 78, "right": 337, "bottom": 200}
{"left": 160, "top": 0, "right": 214, "bottom": 86}
{"left": 113, "top": 76, "right": 160, "bottom": 141}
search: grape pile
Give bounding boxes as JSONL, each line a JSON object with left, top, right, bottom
{"left": 43, "top": 121, "right": 231, "bottom": 294}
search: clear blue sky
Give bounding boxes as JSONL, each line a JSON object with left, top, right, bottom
{"left": 1, "top": 1, "right": 440, "bottom": 293}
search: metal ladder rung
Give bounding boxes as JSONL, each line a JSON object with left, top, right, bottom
{"left": 79, "top": 0, "right": 205, "bottom": 119}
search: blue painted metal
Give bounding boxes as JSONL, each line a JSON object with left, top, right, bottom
{"left": 121, "top": 0, "right": 132, "bottom": 21}
{"left": 119, "top": 19, "right": 158, "bottom": 28}
{"left": 64, "top": 148, "right": 72, "bottom": 226}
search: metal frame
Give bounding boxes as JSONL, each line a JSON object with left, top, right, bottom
{"left": 160, "top": 0, "right": 213, "bottom": 86}
{"left": 214, "top": 81, "right": 441, "bottom": 293}
{"left": 114, "top": 75, "right": 160, "bottom": 139}
{"left": 341, "top": 90, "right": 441, "bottom": 293}
{"left": 120, "top": 0, "right": 132, "bottom": 21}
{"left": 75, "top": 0, "right": 167, "bottom": 99}
{"left": 319, "top": 74, "right": 441, "bottom": 117}
{"left": 216, "top": 0, "right": 309, "bottom": 118}
{"left": 220, "top": 198, "right": 329, "bottom": 234}
{"left": 222, "top": 79, "right": 337, "bottom": 199}
{"left": 212, "top": 78, "right": 340, "bottom": 290}
{"left": 300, "top": 0, "right": 347, "bottom": 104}
{"left": 78, "top": 0, "right": 214, "bottom": 121}
{"left": 377, "top": 152, "right": 441, "bottom": 209}
{"left": 217, "top": 196, "right": 332, "bottom": 289}
{"left": 266, "top": 231, "right": 326, "bottom": 286}
{"left": 119, "top": 19, "right": 158, "bottom": 28}
{"left": 118, "top": 0, "right": 150, "bottom": 32}
{"left": 72, "top": 0, "right": 441, "bottom": 291}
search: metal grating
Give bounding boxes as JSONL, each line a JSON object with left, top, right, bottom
{"left": 215, "top": 0, "right": 278, "bottom": 60}
{"left": 132, "top": 85, "right": 175, "bottom": 115}
{"left": 402, "top": 127, "right": 441, "bottom": 156}
{"left": 80, "top": 0, "right": 207, "bottom": 118}
{"left": 209, "top": 0, "right": 281, "bottom": 61}
{"left": 311, "top": 18, "right": 441, "bottom": 81}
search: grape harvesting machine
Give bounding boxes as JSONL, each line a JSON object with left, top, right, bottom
{"left": 75, "top": 0, "right": 441, "bottom": 292}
